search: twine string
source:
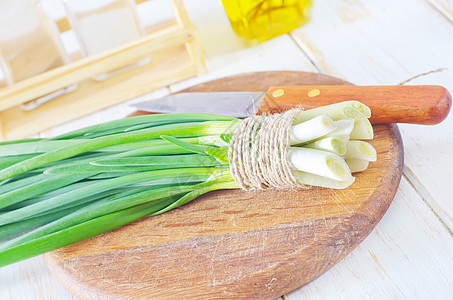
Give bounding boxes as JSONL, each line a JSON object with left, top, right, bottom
{"left": 228, "top": 109, "right": 304, "bottom": 190}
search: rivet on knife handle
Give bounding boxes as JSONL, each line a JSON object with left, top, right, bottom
{"left": 258, "top": 85, "right": 452, "bottom": 125}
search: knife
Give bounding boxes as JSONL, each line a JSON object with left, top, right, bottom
{"left": 131, "top": 85, "right": 451, "bottom": 125}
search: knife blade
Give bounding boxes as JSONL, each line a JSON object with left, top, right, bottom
{"left": 131, "top": 85, "right": 451, "bottom": 125}
{"left": 131, "top": 92, "right": 264, "bottom": 118}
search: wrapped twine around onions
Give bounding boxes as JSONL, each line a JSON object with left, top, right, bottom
{"left": 228, "top": 109, "right": 305, "bottom": 190}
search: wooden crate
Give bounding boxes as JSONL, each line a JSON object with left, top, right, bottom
{"left": 0, "top": 0, "right": 205, "bottom": 141}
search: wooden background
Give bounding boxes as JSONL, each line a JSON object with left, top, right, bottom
{"left": 2, "top": 0, "right": 453, "bottom": 299}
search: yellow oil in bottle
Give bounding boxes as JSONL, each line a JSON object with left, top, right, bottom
{"left": 221, "top": 0, "right": 312, "bottom": 45}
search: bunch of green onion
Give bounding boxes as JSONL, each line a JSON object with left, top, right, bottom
{"left": 0, "top": 101, "right": 375, "bottom": 267}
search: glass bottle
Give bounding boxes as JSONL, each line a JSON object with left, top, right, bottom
{"left": 222, "top": 0, "right": 313, "bottom": 45}
{"left": 63, "top": 0, "right": 151, "bottom": 81}
{"left": 0, "top": 0, "right": 78, "bottom": 110}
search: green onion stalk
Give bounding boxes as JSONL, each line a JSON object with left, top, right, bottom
{"left": 0, "top": 101, "right": 375, "bottom": 267}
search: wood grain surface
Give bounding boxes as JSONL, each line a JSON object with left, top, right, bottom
{"left": 45, "top": 71, "right": 404, "bottom": 300}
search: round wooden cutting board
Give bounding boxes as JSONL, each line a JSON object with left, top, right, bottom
{"left": 45, "top": 71, "right": 403, "bottom": 299}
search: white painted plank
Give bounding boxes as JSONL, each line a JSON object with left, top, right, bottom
{"left": 286, "top": 176, "right": 453, "bottom": 299}
{"left": 398, "top": 122, "right": 453, "bottom": 228}
{"left": 429, "top": 0, "right": 453, "bottom": 21}
{"left": 0, "top": 256, "right": 77, "bottom": 300}
{"left": 291, "top": 0, "right": 453, "bottom": 230}
{"left": 291, "top": 0, "right": 453, "bottom": 85}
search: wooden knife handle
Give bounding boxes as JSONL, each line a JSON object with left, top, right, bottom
{"left": 256, "top": 85, "right": 451, "bottom": 124}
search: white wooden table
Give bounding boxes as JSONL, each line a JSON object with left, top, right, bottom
{"left": 2, "top": 0, "right": 453, "bottom": 299}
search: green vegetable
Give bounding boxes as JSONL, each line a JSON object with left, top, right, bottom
{"left": 0, "top": 103, "right": 375, "bottom": 267}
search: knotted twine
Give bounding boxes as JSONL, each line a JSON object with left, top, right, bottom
{"left": 228, "top": 109, "right": 305, "bottom": 190}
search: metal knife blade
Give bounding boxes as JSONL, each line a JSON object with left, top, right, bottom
{"left": 130, "top": 92, "right": 265, "bottom": 118}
